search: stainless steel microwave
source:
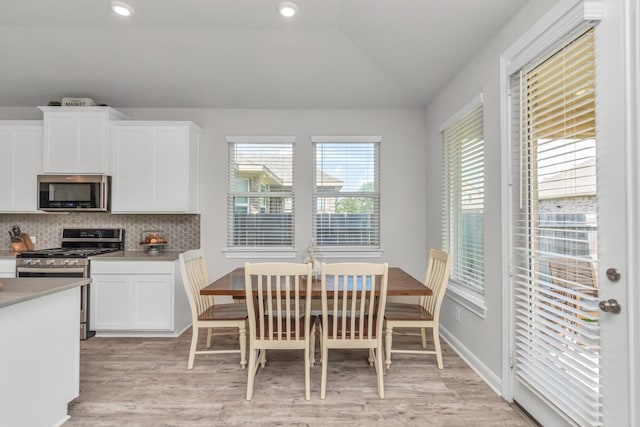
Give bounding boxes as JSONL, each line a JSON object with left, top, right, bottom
{"left": 38, "top": 175, "right": 110, "bottom": 212}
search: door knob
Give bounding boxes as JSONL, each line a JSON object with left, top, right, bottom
{"left": 599, "top": 299, "right": 621, "bottom": 313}
{"left": 606, "top": 268, "right": 621, "bottom": 282}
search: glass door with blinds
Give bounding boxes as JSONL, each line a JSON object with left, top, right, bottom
{"left": 510, "top": 28, "right": 606, "bottom": 426}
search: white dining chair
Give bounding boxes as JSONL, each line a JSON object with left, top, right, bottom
{"left": 384, "top": 249, "right": 450, "bottom": 369}
{"left": 244, "top": 262, "right": 314, "bottom": 401}
{"left": 319, "top": 262, "right": 389, "bottom": 399}
{"left": 179, "top": 249, "right": 247, "bottom": 369}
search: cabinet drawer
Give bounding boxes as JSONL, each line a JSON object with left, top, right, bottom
{"left": 91, "top": 260, "right": 174, "bottom": 275}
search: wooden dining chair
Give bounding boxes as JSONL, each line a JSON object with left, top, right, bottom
{"left": 178, "top": 249, "right": 248, "bottom": 369}
{"left": 320, "top": 262, "right": 389, "bottom": 399}
{"left": 384, "top": 249, "right": 450, "bottom": 369}
{"left": 244, "top": 262, "right": 314, "bottom": 401}
{"left": 547, "top": 257, "right": 598, "bottom": 323}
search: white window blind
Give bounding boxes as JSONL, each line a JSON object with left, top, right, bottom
{"left": 441, "top": 102, "right": 485, "bottom": 293}
{"left": 227, "top": 137, "right": 294, "bottom": 248}
{"left": 312, "top": 137, "right": 380, "bottom": 248}
{"left": 512, "top": 28, "right": 601, "bottom": 427}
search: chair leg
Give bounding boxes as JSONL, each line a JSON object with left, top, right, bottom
{"left": 259, "top": 349, "right": 267, "bottom": 367}
{"left": 433, "top": 325, "right": 443, "bottom": 369}
{"left": 238, "top": 323, "right": 247, "bottom": 369}
{"left": 317, "top": 323, "right": 323, "bottom": 365}
{"left": 420, "top": 327, "right": 427, "bottom": 348}
{"left": 246, "top": 348, "right": 258, "bottom": 401}
{"left": 310, "top": 322, "right": 316, "bottom": 368}
{"left": 320, "top": 344, "right": 328, "bottom": 399}
{"left": 304, "top": 342, "right": 311, "bottom": 401}
{"left": 385, "top": 325, "right": 393, "bottom": 369}
{"left": 375, "top": 345, "right": 385, "bottom": 399}
{"left": 206, "top": 327, "right": 213, "bottom": 348}
{"left": 368, "top": 348, "right": 374, "bottom": 366}
{"left": 187, "top": 325, "right": 199, "bottom": 369}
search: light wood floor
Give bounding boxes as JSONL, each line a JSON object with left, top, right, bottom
{"left": 67, "top": 328, "right": 532, "bottom": 426}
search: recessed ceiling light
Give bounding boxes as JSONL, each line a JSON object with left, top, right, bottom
{"left": 110, "top": 1, "right": 135, "bottom": 17}
{"left": 278, "top": 1, "right": 298, "bottom": 18}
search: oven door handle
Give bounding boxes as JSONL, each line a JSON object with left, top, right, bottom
{"left": 17, "top": 267, "right": 87, "bottom": 274}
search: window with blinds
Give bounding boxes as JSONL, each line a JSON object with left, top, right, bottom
{"left": 441, "top": 102, "right": 485, "bottom": 294}
{"left": 511, "top": 28, "right": 601, "bottom": 427}
{"left": 227, "top": 137, "right": 294, "bottom": 248}
{"left": 312, "top": 137, "right": 380, "bottom": 248}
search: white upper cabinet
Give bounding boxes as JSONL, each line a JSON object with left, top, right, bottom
{"left": 110, "top": 121, "right": 200, "bottom": 213}
{"left": 0, "top": 121, "right": 43, "bottom": 212}
{"left": 39, "top": 106, "right": 126, "bottom": 173}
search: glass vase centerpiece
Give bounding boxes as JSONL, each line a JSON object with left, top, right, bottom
{"left": 302, "top": 240, "right": 322, "bottom": 277}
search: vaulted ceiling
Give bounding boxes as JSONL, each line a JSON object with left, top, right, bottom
{"left": 0, "top": 0, "right": 529, "bottom": 109}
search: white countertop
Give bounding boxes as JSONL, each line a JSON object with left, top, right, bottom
{"left": 90, "top": 250, "right": 183, "bottom": 261}
{"left": 0, "top": 251, "right": 18, "bottom": 259}
{"left": 0, "top": 277, "right": 90, "bottom": 309}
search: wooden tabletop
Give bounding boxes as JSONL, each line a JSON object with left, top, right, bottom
{"left": 200, "top": 267, "right": 431, "bottom": 297}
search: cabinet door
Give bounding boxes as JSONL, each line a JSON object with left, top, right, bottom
{"left": 90, "top": 274, "right": 131, "bottom": 330}
{"left": 43, "top": 112, "right": 107, "bottom": 173}
{"left": 111, "top": 123, "right": 197, "bottom": 213}
{"left": 132, "top": 275, "right": 173, "bottom": 330}
{"left": 0, "top": 259, "right": 16, "bottom": 278}
{"left": 0, "top": 124, "right": 42, "bottom": 212}
{"left": 76, "top": 113, "right": 107, "bottom": 173}
{"left": 111, "top": 126, "right": 150, "bottom": 211}
{"left": 150, "top": 127, "right": 188, "bottom": 211}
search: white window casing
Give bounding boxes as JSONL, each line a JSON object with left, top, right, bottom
{"left": 311, "top": 136, "right": 382, "bottom": 257}
{"left": 224, "top": 136, "right": 296, "bottom": 258}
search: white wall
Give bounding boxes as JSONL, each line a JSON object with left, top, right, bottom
{"left": 423, "top": 0, "right": 561, "bottom": 382}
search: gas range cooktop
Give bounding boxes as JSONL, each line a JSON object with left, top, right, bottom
{"left": 16, "top": 247, "right": 120, "bottom": 258}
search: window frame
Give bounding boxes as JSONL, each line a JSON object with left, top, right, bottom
{"left": 311, "top": 135, "right": 383, "bottom": 258}
{"left": 224, "top": 135, "right": 297, "bottom": 259}
{"left": 440, "top": 94, "right": 487, "bottom": 317}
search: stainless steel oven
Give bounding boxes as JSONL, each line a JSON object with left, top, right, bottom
{"left": 16, "top": 228, "right": 125, "bottom": 339}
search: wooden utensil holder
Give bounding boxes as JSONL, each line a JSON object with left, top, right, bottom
{"left": 10, "top": 233, "right": 33, "bottom": 252}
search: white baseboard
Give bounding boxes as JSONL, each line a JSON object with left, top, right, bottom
{"left": 94, "top": 330, "right": 181, "bottom": 338}
{"left": 440, "top": 325, "right": 503, "bottom": 396}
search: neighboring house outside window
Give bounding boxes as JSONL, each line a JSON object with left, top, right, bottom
{"left": 234, "top": 178, "right": 249, "bottom": 213}
{"left": 441, "top": 97, "right": 485, "bottom": 301}
{"left": 227, "top": 136, "right": 294, "bottom": 249}
{"left": 311, "top": 136, "right": 381, "bottom": 251}
{"left": 259, "top": 183, "right": 267, "bottom": 213}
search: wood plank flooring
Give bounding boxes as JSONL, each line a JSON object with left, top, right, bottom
{"left": 67, "top": 328, "right": 532, "bottom": 426}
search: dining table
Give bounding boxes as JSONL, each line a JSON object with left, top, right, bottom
{"left": 200, "top": 266, "right": 431, "bottom": 297}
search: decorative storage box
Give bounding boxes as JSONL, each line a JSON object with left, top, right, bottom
{"left": 61, "top": 97, "right": 97, "bottom": 107}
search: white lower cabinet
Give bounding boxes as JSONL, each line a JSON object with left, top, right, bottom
{"left": 0, "top": 259, "right": 16, "bottom": 278}
{"left": 90, "top": 259, "right": 190, "bottom": 336}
